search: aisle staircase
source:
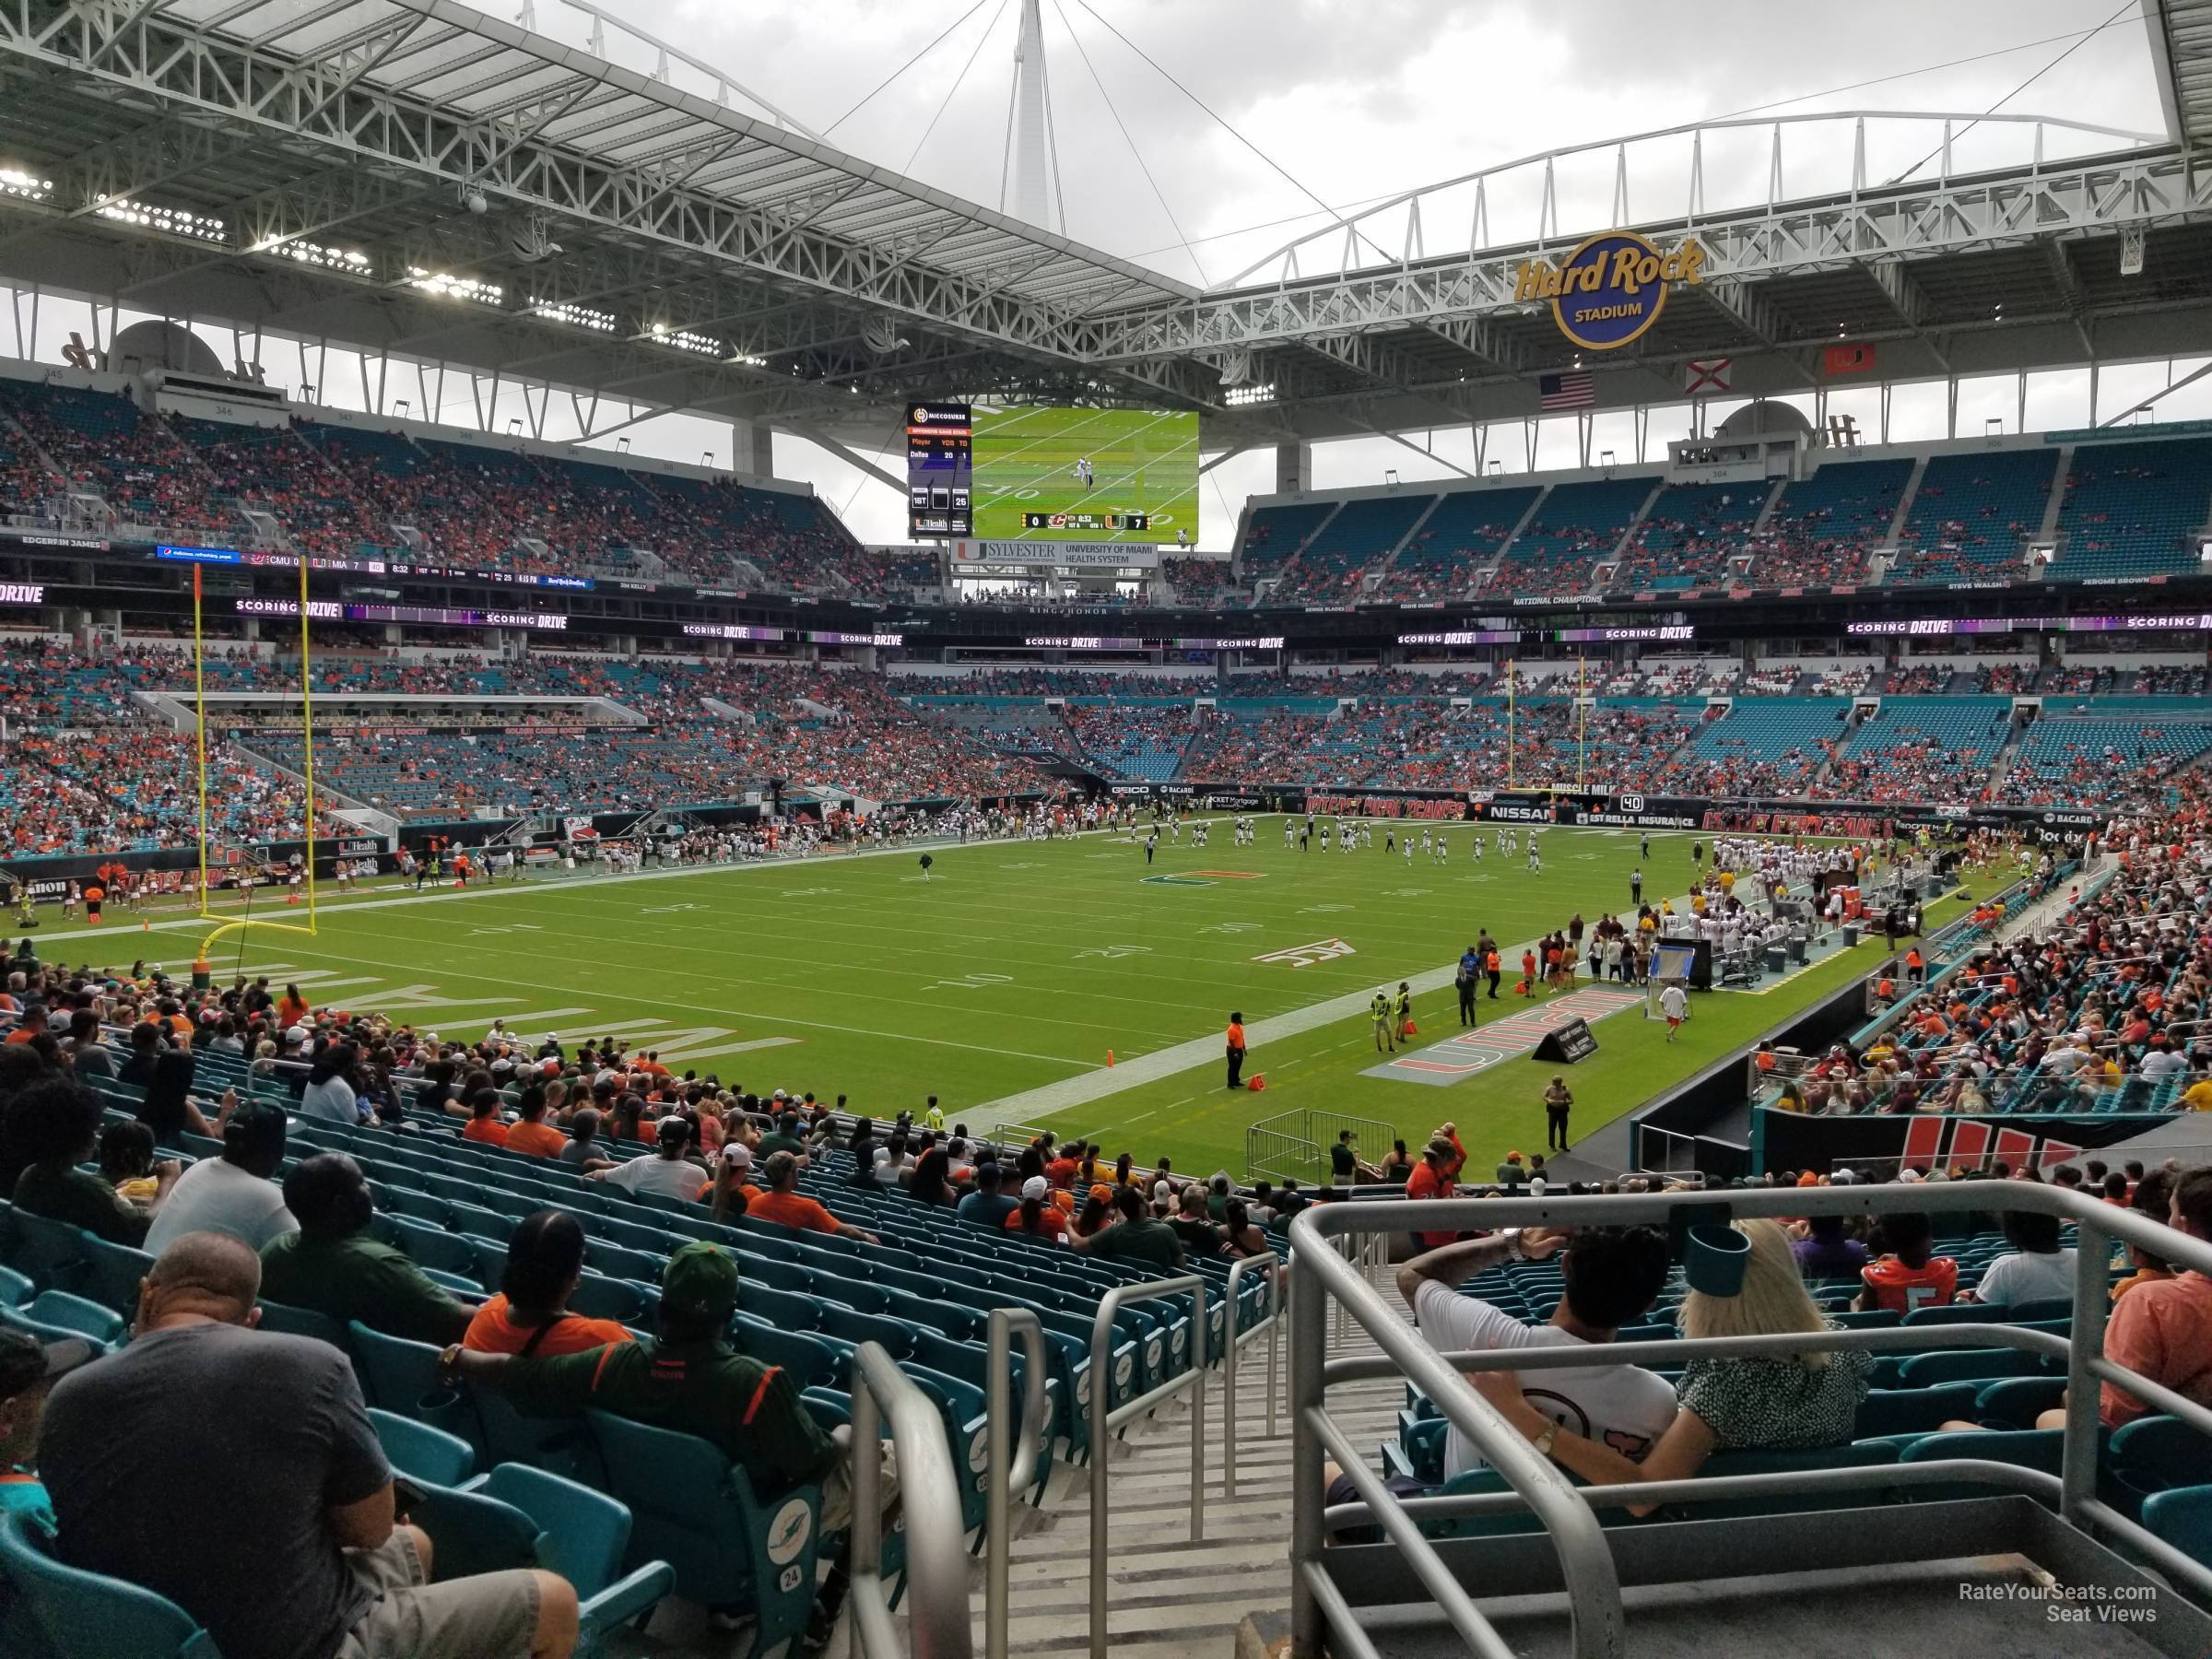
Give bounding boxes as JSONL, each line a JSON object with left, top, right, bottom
{"left": 972, "top": 1255, "right": 1405, "bottom": 1658}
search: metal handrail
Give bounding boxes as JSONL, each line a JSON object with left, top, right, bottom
{"left": 1222, "top": 1250, "right": 1280, "bottom": 1500}
{"left": 1088, "top": 1274, "right": 1207, "bottom": 1659}
{"left": 1288, "top": 1181, "right": 2212, "bottom": 1659}
{"left": 1290, "top": 1217, "right": 1623, "bottom": 1659}
{"left": 848, "top": 1340, "right": 973, "bottom": 1659}
{"left": 984, "top": 1308, "right": 1051, "bottom": 1659}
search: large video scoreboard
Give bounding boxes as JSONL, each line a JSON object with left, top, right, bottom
{"left": 906, "top": 403, "right": 972, "bottom": 537}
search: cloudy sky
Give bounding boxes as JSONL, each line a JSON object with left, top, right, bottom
{"left": 683, "top": 0, "right": 2170, "bottom": 545}
{"left": 15, "top": 0, "right": 2180, "bottom": 547}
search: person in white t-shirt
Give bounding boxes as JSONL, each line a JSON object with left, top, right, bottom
{"left": 1659, "top": 982, "right": 1689, "bottom": 1041}
{"left": 1321, "top": 1223, "right": 1676, "bottom": 1533}
{"left": 1960, "top": 1207, "right": 2077, "bottom": 1308}
{"left": 588, "top": 1117, "right": 709, "bottom": 1202}
{"left": 143, "top": 1100, "right": 298, "bottom": 1255}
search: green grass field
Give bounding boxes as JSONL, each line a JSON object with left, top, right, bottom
{"left": 46, "top": 820, "right": 1944, "bottom": 1179}
{"left": 971, "top": 405, "right": 1199, "bottom": 542}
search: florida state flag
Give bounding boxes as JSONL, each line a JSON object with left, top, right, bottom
{"left": 1824, "top": 342, "right": 1877, "bottom": 376}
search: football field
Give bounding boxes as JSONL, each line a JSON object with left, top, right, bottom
{"left": 48, "top": 820, "right": 1946, "bottom": 1177}
{"left": 971, "top": 405, "right": 1200, "bottom": 542}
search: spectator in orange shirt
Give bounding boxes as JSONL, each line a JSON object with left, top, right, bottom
{"left": 705, "top": 1144, "right": 761, "bottom": 1223}
{"left": 1405, "top": 1135, "right": 1463, "bottom": 1251}
{"left": 1046, "top": 1141, "right": 1082, "bottom": 1190}
{"left": 2085, "top": 1167, "right": 2212, "bottom": 1428}
{"left": 1006, "top": 1176, "right": 1071, "bottom": 1242}
{"left": 460, "top": 1088, "right": 510, "bottom": 1147}
{"left": 747, "top": 1151, "right": 879, "bottom": 1242}
{"left": 1856, "top": 1210, "right": 1959, "bottom": 1313}
{"left": 465, "top": 1211, "right": 635, "bottom": 1358}
{"left": 2112, "top": 1169, "right": 2178, "bottom": 1303}
{"left": 502, "top": 1087, "right": 566, "bottom": 1158}
{"left": 275, "top": 983, "right": 310, "bottom": 1030}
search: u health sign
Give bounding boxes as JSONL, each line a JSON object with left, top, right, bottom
{"left": 1515, "top": 230, "right": 1709, "bottom": 351}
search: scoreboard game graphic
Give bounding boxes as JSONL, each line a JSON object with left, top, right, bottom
{"left": 971, "top": 405, "right": 1200, "bottom": 543}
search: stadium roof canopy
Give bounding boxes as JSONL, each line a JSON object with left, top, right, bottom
{"left": 3, "top": 0, "right": 2212, "bottom": 454}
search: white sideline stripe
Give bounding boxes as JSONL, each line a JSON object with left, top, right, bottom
{"left": 19, "top": 825, "right": 1131, "bottom": 947}
{"left": 138, "top": 933, "right": 1107, "bottom": 1070}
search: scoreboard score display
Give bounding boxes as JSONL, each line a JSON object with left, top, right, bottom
{"left": 906, "top": 403, "right": 972, "bottom": 537}
{"left": 1021, "top": 511, "right": 1150, "bottom": 532}
{"left": 907, "top": 401, "right": 1199, "bottom": 542}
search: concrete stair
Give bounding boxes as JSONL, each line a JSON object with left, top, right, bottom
{"left": 973, "top": 1259, "right": 1409, "bottom": 1657}
{"left": 624, "top": 1262, "right": 1417, "bottom": 1659}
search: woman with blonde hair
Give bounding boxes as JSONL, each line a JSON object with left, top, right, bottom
{"left": 1471, "top": 1218, "right": 1870, "bottom": 1515}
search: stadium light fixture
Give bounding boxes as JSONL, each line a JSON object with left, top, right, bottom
{"left": 1224, "top": 382, "right": 1276, "bottom": 407}
{"left": 267, "top": 239, "right": 371, "bottom": 273}
{"left": 97, "top": 200, "right": 226, "bottom": 245}
{"left": 0, "top": 168, "right": 53, "bottom": 204}
{"left": 1383, "top": 468, "right": 1400, "bottom": 489}
{"left": 531, "top": 300, "right": 616, "bottom": 333}
{"left": 646, "top": 323, "right": 720, "bottom": 357}
{"left": 616, "top": 437, "right": 630, "bottom": 454}
{"left": 406, "top": 268, "right": 503, "bottom": 307}
{"left": 394, "top": 399, "right": 409, "bottom": 418}
{"left": 507, "top": 418, "right": 524, "bottom": 435}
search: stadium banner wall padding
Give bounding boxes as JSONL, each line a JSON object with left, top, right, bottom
{"left": 1752, "top": 1106, "right": 2165, "bottom": 1177}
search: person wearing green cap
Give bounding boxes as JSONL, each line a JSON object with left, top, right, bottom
{"left": 440, "top": 1240, "right": 883, "bottom": 1648}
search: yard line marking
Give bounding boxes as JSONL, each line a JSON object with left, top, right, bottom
{"left": 138, "top": 934, "right": 1104, "bottom": 1071}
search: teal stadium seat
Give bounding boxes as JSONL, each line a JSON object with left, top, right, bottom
{"left": 2143, "top": 1484, "right": 2212, "bottom": 1568}
{"left": 370, "top": 1406, "right": 479, "bottom": 1488}
{"left": 348, "top": 1321, "right": 485, "bottom": 1458}
{"left": 0, "top": 1511, "right": 219, "bottom": 1659}
{"left": 585, "top": 1408, "right": 830, "bottom": 1652}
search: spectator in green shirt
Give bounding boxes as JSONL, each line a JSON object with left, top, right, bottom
{"left": 258, "top": 1153, "right": 472, "bottom": 1346}
{"left": 1070, "top": 1185, "right": 1187, "bottom": 1270}
{"left": 11, "top": 1076, "right": 179, "bottom": 1245}
{"left": 440, "top": 1241, "right": 876, "bottom": 1648}
{"left": 757, "top": 1112, "right": 809, "bottom": 1165}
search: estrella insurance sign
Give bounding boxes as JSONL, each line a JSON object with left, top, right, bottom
{"left": 1513, "top": 230, "right": 1710, "bottom": 351}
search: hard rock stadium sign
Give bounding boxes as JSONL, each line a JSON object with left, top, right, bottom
{"left": 1514, "top": 230, "right": 1710, "bottom": 351}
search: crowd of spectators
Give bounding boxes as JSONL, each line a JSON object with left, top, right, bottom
{"left": 0, "top": 382, "right": 237, "bottom": 537}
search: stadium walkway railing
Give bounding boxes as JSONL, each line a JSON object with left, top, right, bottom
{"left": 1287, "top": 1182, "right": 2212, "bottom": 1659}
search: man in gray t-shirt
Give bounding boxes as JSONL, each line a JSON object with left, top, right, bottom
{"left": 38, "top": 1233, "right": 575, "bottom": 1659}
{"left": 142, "top": 1100, "right": 297, "bottom": 1256}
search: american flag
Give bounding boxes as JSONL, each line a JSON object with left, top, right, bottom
{"left": 1538, "top": 370, "right": 1595, "bottom": 410}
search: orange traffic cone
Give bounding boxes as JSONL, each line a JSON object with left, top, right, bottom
{"left": 1106, "top": 1049, "right": 1114, "bottom": 1067}
{"left": 1247, "top": 1074, "right": 1265, "bottom": 1090}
